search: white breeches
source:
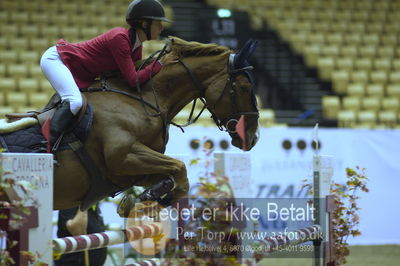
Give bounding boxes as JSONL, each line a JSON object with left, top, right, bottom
{"left": 40, "top": 46, "right": 82, "bottom": 115}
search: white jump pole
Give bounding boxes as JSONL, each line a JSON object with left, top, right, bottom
{"left": 214, "top": 152, "right": 253, "bottom": 264}
{"left": 252, "top": 125, "right": 334, "bottom": 265}
{"left": 53, "top": 223, "right": 163, "bottom": 254}
{"left": 312, "top": 124, "right": 333, "bottom": 266}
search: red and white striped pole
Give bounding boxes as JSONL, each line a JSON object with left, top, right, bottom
{"left": 53, "top": 223, "right": 163, "bottom": 254}
{"left": 126, "top": 258, "right": 160, "bottom": 266}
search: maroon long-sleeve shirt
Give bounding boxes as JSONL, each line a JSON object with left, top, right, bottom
{"left": 56, "top": 27, "right": 162, "bottom": 89}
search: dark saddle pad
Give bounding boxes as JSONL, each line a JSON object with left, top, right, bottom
{"left": 0, "top": 104, "right": 93, "bottom": 153}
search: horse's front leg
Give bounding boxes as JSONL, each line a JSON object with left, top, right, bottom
{"left": 106, "top": 142, "right": 189, "bottom": 206}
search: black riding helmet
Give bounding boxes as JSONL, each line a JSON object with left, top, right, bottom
{"left": 126, "top": 0, "right": 171, "bottom": 40}
{"left": 126, "top": 0, "right": 172, "bottom": 23}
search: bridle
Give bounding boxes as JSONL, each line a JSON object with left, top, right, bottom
{"left": 175, "top": 52, "right": 259, "bottom": 133}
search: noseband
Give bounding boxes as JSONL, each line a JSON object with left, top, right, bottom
{"left": 176, "top": 53, "right": 259, "bottom": 133}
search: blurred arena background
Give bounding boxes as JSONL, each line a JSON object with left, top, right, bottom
{"left": 1, "top": 0, "right": 400, "bottom": 265}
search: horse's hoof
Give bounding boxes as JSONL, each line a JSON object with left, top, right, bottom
{"left": 117, "top": 193, "right": 136, "bottom": 218}
{"left": 138, "top": 177, "right": 176, "bottom": 202}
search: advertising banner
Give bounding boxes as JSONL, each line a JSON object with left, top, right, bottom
{"left": 166, "top": 126, "right": 400, "bottom": 245}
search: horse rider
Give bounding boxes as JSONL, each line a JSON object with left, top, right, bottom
{"left": 40, "top": 0, "right": 172, "bottom": 149}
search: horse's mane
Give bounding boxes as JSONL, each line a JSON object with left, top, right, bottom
{"left": 168, "top": 36, "right": 231, "bottom": 58}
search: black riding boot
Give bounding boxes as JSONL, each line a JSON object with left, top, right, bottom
{"left": 139, "top": 176, "right": 176, "bottom": 207}
{"left": 50, "top": 100, "right": 75, "bottom": 148}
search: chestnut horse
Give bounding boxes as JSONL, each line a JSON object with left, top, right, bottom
{"left": 4, "top": 37, "right": 260, "bottom": 210}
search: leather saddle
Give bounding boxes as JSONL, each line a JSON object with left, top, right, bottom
{"left": 4, "top": 93, "right": 121, "bottom": 211}
{"left": 6, "top": 94, "right": 88, "bottom": 133}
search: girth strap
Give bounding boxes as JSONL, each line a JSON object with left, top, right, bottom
{"left": 68, "top": 136, "right": 121, "bottom": 211}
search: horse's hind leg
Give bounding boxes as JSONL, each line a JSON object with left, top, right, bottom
{"left": 105, "top": 142, "right": 189, "bottom": 206}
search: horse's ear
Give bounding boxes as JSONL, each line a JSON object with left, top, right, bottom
{"left": 247, "top": 40, "right": 258, "bottom": 59}
{"left": 234, "top": 39, "right": 257, "bottom": 68}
